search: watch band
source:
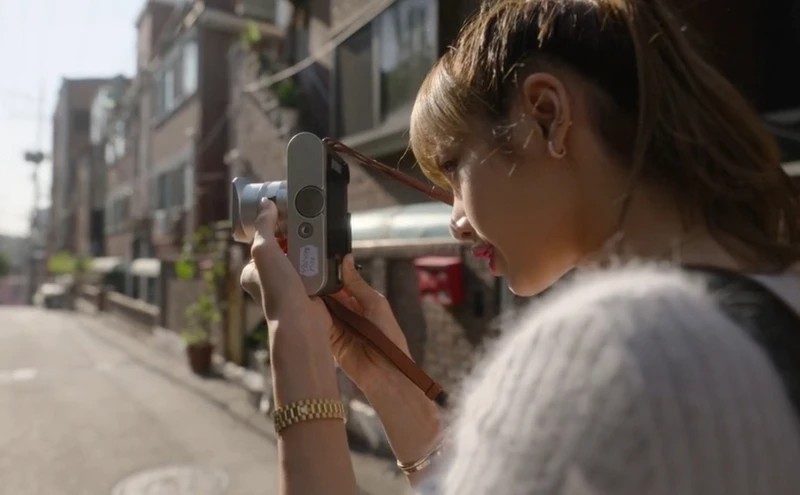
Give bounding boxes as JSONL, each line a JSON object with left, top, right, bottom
{"left": 272, "top": 398, "right": 346, "bottom": 434}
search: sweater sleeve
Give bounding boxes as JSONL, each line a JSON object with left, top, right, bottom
{"left": 425, "top": 266, "right": 800, "bottom": 495}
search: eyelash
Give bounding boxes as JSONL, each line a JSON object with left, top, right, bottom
{"left": 440, "top": 160, "right": 459, "bottom": 177}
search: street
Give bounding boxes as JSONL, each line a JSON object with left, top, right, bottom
{"left": 0, "top": 307, "right": 406, "bottom": 495}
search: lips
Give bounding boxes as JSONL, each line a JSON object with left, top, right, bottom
{"left": 471, "top": 244, "right": 493, "bottom": 259}
{"left": 471, "top": 243, "right": 500, "bottom": 275}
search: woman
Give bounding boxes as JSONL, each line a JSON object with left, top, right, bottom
{"left": 242, "top": 0, "right": 800, "bottom": 493}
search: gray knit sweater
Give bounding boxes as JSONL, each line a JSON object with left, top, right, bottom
{"left": 422, "top": 265, "right": 800, "bottom": 494}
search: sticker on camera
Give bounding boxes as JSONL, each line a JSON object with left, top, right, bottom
{"left": 298, "top": 245, "right": 319, "bottom": 277}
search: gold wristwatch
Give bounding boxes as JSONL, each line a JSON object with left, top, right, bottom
{"left": 272, "top": 398, "right": 347, "bottom": 433}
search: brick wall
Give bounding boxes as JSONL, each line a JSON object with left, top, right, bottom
{"left": 229, "top": 47, "right": 289, "bottom": 182}
{"left": 151, "top": 101, "right": 200, "bottom": 167}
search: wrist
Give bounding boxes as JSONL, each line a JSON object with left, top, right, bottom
{"left": 362, "top": 364, "right": 444, "bottom": 465}
{"left": 269, "top": 321, "right": 340, "bottom": 407}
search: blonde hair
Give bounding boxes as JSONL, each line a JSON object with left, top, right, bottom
{"left": 410, "top": 0, "right": 800, "bottom": 269}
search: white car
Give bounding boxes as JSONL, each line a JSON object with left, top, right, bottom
{"left": 33, "top": 283, "right": 67, "bottom": 309}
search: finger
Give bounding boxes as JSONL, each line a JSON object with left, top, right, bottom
{"left": 252, "top": 198, "right": 280, "bottom": 248}
{"left": 340, "top": 254, "right": 386, "bottom": 313}
{"left": 240, "top": 261, "right": 261, "bottom": 301}
{"left": 249, "top": 199, "right": 307, "bottom": 308}
{"left": 329, "top": 290, "right": 362, "bottom": 314}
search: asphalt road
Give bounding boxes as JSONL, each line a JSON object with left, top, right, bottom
{"left": 0, "top": 306, "right": 406, "bottom": 495}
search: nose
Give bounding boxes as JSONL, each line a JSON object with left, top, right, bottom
{"left": 449, "top": 199, "right": 475, "bottom": 242}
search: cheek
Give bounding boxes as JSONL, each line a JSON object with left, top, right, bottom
{"left": 488, "top": 167, "right": 583, "bottom": 283}
{"left": 459, "top": 171, "right": 509, "bottom": 238}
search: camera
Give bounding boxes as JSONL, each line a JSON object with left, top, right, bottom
{"left": 230, "top": 132, "right": 351, "bottom": 296}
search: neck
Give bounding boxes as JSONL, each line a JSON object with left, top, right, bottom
{"left": 580, "top": 186, "right": 745, "bottom": 272}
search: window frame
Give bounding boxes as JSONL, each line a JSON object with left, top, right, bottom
{"left": 152, "top": 32, "right": 200, "bottom": 124}
{"left": 334, "top": 0, "right": 439, "bottom": 138}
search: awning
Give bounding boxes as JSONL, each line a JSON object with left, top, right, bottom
{"left": 90, "top": 257, "right": 123, "bottom": 274}
{"left": 130, "top": 258, "right": 162, "bottom": 278}
{"left": 350, "top": 202, "right": 454, "bottom": 242}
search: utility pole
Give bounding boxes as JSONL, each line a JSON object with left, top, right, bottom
{"left": 23, "top": 82, "right": 48, "bottom": 304}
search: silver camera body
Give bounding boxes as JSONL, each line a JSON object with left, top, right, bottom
{"left": 231, "top": 132, "right": 351, "bottom": 296}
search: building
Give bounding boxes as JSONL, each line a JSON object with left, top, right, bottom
{"left": 227, "top": 0, "right": 489, "bottom": 388}
{"left": 226, "top": 0, "right": 800, "bottom": 384}
{"left": 137, "top": 0, "right": 282, "bottom": 264}
{"left": 114, "top": 0, "right": 284, "bottom": 335}
{"left": 50, "top": 78, "right": 115, "bottom": 257}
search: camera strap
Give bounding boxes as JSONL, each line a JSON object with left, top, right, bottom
{"left": 322, "top": 295, "right": 449, "bottom": 407}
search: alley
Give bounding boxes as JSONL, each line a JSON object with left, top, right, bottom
{"left": 0, "top": 307, "right": 405, "bottom": 495}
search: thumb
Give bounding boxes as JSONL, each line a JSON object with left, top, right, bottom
{"left": 341, "top": 254, "right": 385, "bottom": 313}
{"left": 252, "top": 197, "right": 279, "bottom": 247}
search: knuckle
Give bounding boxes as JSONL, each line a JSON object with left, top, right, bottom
{"left": 372, "top": 293, "right": 390, "bottom": 311}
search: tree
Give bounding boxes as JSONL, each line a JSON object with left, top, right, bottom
{"left": 0, "top": 252, "right": 10, "bottom": 278}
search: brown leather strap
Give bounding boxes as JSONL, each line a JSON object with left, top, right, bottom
{"left": 322, "top": 138, "right": 454, "bottom": 206}
{"left": 322, "top": 296, "right": 447, "bottom": 404}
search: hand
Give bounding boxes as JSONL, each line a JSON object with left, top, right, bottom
{"left": 240, "top": 199, "right": 338, "bottom": 404}
{"left": 326, "top": 256, "right": 413, "bottom": 391}
{"left": 241, "top": 201, "right": 441, "bottom": 474}
{"left": 240, "top": 201, "right": 413, "bottom": 392}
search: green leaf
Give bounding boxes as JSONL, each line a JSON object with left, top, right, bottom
{"left": 175, "top": 259, "right": 196, "bottom": 280}
{"left": 48, "top": 251, "right": 78, "bottom": 275}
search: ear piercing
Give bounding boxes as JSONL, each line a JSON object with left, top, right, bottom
{"left": 548, "top": 140, "right": 566, "bottom": 159}
{"left": 547, "top": 119, "right": 572, "bottom": 159}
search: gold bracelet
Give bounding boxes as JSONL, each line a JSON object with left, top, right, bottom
{"left": 272, "top": 398, "right": 346, "bottom": 434}
{"left": 397, "top": 438, "right": 445, "bottom": 475}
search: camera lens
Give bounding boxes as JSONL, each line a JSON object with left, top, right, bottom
{"left": 298, "top": 222, "right": 314, "bottom": 238}
{"left": 295, "top": 186, "right": 324, "bottom": 218}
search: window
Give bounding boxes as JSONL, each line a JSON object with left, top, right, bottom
{"left": 103, "top": 120, "right": 127, "bottom": 165}
{"left": 378, "top": 0, "right": 437, "bottom": 118}
{"left": 155, "top": 166, "right": 187, "bottom": 210}
{"left": 335, "top": 0, "right": 438, "bottom": 136}
{"left": 336, "top": 26, "right": 374, "bottom": 136}
{"left": 104, "top": 141, "right": 116, "bottom": 165}
{"left": 182, "top": 40, "right": 198, "bottom": 96}
{"left": 105, "top": 194, "right": 131, "bottom": 233}
{"left": 163, "top": 67, "right": 176, "bottom": 114}
{"left": 71, "top": 110, "right": 90, "bottom": 132}
{"left": 153, "top": 37, "right": 199, "bottom": 121}
{"left": 113, "top": 120, "right": 126, "bottom": 160}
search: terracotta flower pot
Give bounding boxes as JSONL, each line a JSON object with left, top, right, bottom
{"left": 186, "top": 341, "right": 213, "bottom": 375}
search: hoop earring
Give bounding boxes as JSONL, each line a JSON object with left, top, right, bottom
{"left": 548, "top": 140, "right": 566, "bottom": 159}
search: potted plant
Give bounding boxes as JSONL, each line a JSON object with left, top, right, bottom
{"left": 181, "top": 293, "right": 219, "bottom": 375}
{"left": 176, "top": 226, "right": 226, "bottom": 376}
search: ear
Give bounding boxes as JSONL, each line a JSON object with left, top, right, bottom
{"left": 520, "top": 73, "right": 572, "bottom": 156}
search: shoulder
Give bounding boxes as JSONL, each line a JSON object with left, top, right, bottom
{"left": 488, "top": 263, "right": 746, "bottom": 372}
{"left": 458, "top": 264, "right": 753, "bottom": 412}
{"left": 436, "top": 264, "right": 800, "bottom": 495}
